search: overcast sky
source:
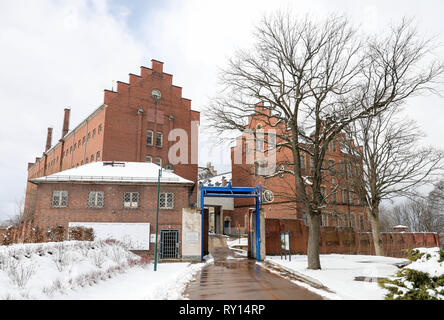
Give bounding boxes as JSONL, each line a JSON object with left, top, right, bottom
{"left": 0, "top": 0, "right": 443, "bottom": 222}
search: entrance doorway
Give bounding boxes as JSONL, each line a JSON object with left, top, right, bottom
{"left": 160, "top": 230, "right": 179, "bottom": 259}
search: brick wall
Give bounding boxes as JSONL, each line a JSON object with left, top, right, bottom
{"left": 265, "top": 218, "right": 440, "bottom": 258}
{"left": 25, "top": 59, "right": 200, "bottom": 221}
{"left": 230, "top": 104, "right": 370, "bottom": 230}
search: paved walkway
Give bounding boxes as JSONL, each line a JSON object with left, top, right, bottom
{"left": 184, "top": 248, "right": 323, "bottom": 300}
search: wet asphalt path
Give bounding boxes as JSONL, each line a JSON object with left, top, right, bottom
{"left": 184, "top": 248, "right": 323, "bottom": 300}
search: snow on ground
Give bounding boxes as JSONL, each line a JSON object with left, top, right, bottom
{"left": 227, "top": 237, "right": 248, "bottom": 248}
{"left": 54, "top": 262, "right": 205, "bottom": 300}
{"left": 404, "top": 247, "right": 443, "bottom": 277}
{"left": 267, "top": 254, "right": 408, "bottom": 300}
{"left": 0, "top": 241, "right": 206, "bottom": 300}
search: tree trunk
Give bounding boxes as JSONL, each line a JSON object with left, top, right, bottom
{"left": 307, "top": 212, "right": 322, "bottom": 269}
{"left": 369, "top": 206, "right": 384, "bottom": 256}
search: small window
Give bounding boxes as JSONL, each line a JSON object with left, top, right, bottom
{"left": 342, "top": 189, "right": 347, "bottom": 204}
{"left": 146, "top": 130, "right": 153, "bottom": 146}
{"left": 78, "top": 139, "right": 81, "bottom": 146}
{"left": 331, "top": 140, "right": 337, "bottom": 152}
{"left": 146, "top": 156, "right": 152, "bottom": 163}
{"left": 92, "top": 129, "right": 96, "bottom": 138}
{"left": 88, "top": 191, "right": 104, "bottom": 208}
{"left": 87, "top": 132, "right": 91, "bottom": 141}
{"left": 310, "top": 156, "right": 315, "bottom": 169}
{"left": 320, "top": 187, "right": 326, "bottom": 201}
{"left": 98, "top": 124, "right": 103, "bottom": 134}
{"left": 328, "top": 160, "right": 335, "bottom": 173}
{"left": 73, "top": 143, "right": 76, "bottom": 151}
{"left": 96, "top": 151, "right": 101, "bottom": 161}
{"left": 156, "top": 132, "right": 163, "bottom": 147}
{"left": 300, "top": 154, "right": 305, "bottom": 169}
{"left": 123, "top": 192, "right": 139, "bottom": 209}
{"left": 155, "top": 157, "right": 162, "bottom": 167}
{"left": 82, "top": 136, "right": 85, "bottom": 144}
{"left": 349, "top": 191, "right": 354, "bottom": 204}
{"left": 321, "top": 214, "right": 327, "bottom": 226}
{"left": 85, "top": 158, "right": 89, "bottom": 164}
{"left": 159, "top": 192, "right": 174, "bottom": 209}
{"left": 52, "top": 191, "right": 68, "bottom": 207}
{"left": 90, "top": 154, "right": 94, "bottom": 162}
{"left": 359, "top": 215, "right": 364, "bottom": 231}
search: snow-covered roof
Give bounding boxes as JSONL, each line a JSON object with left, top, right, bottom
{"left": 30, "top": 162, "right": 194, "bottom": 185}
{"left": 393, "top": 225, "right": 408, "bottom": 229}
{"left": 199, "top": 172, "right": 232, "bottom": 186}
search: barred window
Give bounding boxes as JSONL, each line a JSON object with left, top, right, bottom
{"left": 123, "top": 192, "right": 139, "bottom": 209}
{"left": 159, "top": 192, "right": 174, "bottom": 209}
{"left": 52, "top": 191, "right": 68, "bottom": 207}
{"left": 88, "top": 191, "right": 104, "bottom": 208}
{"left": 146, "top": 130, "right": 153, "bottom": 146}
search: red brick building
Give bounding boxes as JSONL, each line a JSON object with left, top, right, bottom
{"left": 28, "top": 161, "right": 194, "bottom": 257}
{"left": 228, "top": 103, "right": 369, "bottom": 232}
{"left": 24, "top": 59, "right": 200, "bottom": 222}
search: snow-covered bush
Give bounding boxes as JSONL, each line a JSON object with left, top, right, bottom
{"left": 379, "top": 247, "right": 444, "bottom": 300}
{"left": 0, "top": 240, "right": 144, "bottom": 299}
{"left": 7, "top": 260, "right": 36, "bottom": 288}
{"left": 52, "top": 244, "right": 72, "bottom": 272}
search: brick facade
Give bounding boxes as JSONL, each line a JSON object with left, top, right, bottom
{"left": 229, "top": 103, "right": 369, "bottom": 232}
{"left": 24, "top": 59, "right": 200, "bottom": 222}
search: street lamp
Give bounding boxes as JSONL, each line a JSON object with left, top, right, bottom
{"left": 153, "top": 166, "right": 173, "bottom": 271}
{"left": 154, "top": 168, "right": 162, "bottom": 271}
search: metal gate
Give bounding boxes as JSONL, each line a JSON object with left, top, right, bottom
{"left": 160, "top": 230, "right": 179, "bottom": 259}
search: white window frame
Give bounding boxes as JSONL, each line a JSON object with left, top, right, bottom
{"left": 155, "top": 157, "right": 162, "bottom": 167}
{"left": 146, "top": 156, "right": 152, "bottom": 163}
{"left": 123, "top": 192, "right": 139, "bottom": 209}
{"left": 156, "top": 132, "right": 163, "bottom": 147}
{"left": 159, "top": 192, "right": 174, "bottom": 209}
{"left": 88, "top": 191, "right": 104, "bottom": 208}
{"left": 146, "top": 130, "right": 153, "bottom": 146}
{"left": 52, "top": 190, "right": 68, "bottom": 208}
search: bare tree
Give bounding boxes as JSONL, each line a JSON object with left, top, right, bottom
{"left": 344, "top": 108, "right": 443, "bottom": 255}
{"left": 207, "top": 13, "right": 443, "bottom": 269}
{"left": 379, "top": 189, "right": 444, "bottom": 234}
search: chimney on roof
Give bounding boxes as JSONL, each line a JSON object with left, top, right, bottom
{"left": 62, "top": 108, "right": 70, "bottom": 138}
{"left": 45, "top": 127, "right": 53, "bottom": 152}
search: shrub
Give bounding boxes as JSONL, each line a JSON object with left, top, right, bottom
{"left": 380, "top": 248, "right": 444, "bottom": 300}
{"left": 52, "top": 244, "right": 72, "bottom": 272}
{"left": 7, "top": 261, "right": 36, "bottom": 288}
{"left": 47, "top": 225, "right": 65, "bottom": 242}
{"left": 68, "top": 226, "right": 95, "bottom": 241}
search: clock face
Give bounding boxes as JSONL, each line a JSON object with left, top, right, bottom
{"left": 152, "top": 89, "right": 161, "bottom": 100}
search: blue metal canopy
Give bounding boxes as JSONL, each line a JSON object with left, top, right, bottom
{"left": 200, "top": 182, "right": 262, "bottom": 261}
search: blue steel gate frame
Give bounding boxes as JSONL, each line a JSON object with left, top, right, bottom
{"left": 200, "top": 182, "right": 262, "bottom": 261}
